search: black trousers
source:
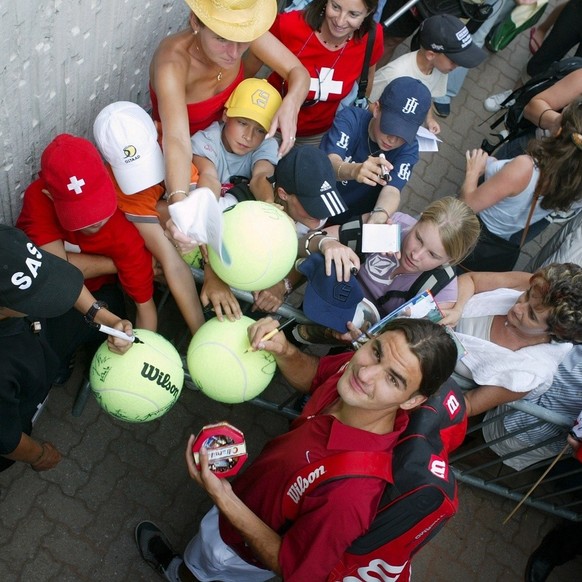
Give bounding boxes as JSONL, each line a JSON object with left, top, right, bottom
{"left": 527, "top": 0, "right": 582, "bottom": 77}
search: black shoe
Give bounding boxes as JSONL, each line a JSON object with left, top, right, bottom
{"left": 524, "top": 522, "right": 582, "bottom": 582}
{"left": 433, "top": 101, "right": 450, "bottom": 118}
{"left": 135, "top": 521, "right": 181, "bottom": 578}
{"left": 525, "top": 550, "right": 554, "bottom": 582}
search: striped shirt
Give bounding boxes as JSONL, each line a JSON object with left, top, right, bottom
{"left": 503, "top": 346, "right": 582, "bottom": 453}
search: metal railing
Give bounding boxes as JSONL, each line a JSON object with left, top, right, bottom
{"left": 451, "top": 401, "right": 582, "bottom": 521}
{"left": 175, "top": 269, "right": 582, "bottom": 520}
{"left": 382, "top": 0, "right": 421, "bottom": 28}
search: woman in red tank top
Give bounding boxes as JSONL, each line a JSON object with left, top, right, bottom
{"left": 150, "top": 0, "right": 309, "bottom": 251}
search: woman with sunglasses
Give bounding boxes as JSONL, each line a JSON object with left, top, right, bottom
{"left": 151, "top": 0, "right": 309, "bottom": 251}
{"left": 245, "top": 0, "right": 383, "bottom": 146}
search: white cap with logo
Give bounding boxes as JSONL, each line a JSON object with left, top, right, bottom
{"left": 93, "top": 101, "right": 165, "bottom": 194}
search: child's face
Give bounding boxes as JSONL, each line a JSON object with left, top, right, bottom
{"left": 432, "top": 53, "right": 458, "bottom": 74}
{"left": 76, "top": 217, "right": 111, "bottom": 235}
{"left": 400, "top": 221, "right": 449, "bottom": 274}
{"left": 370, "top": 105, "right": 405, "bottom": 152}
{"left": 221, "top": 115, "right": 267, "bottom": 155}
{"left": 281, "top": 192, "right": 321, "bottom": 229}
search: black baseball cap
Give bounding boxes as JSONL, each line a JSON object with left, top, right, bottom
{"left": 419, "top": 14, "right": 486, "bottom": 69}
{"left": 0, "top": 224, "right": 84, "bottom": 317}
{"left": 273, "top": 146, "right": 347, "bottom": 219}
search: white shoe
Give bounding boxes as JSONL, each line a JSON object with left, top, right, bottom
{"left": 484, "top": 89, "right": 513, "bottom": 113}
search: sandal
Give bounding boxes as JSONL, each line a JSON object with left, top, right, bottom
{"left": 529, "top": 27, "right": 542, "bottom": 55}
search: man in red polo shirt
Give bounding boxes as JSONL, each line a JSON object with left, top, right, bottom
{"left": 137, "top": 317, "right": 457, "bottom": 582}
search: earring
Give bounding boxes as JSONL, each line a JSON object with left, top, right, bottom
{"left": 192, "top": 28, "right": 198, "bottom": 36}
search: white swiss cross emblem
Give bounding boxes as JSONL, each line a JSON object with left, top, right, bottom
{"left": 311, "top": 67, "right": 343, "bottom": 101}
{"left": 67, "top": 176, "right": 86, "bottom": 194}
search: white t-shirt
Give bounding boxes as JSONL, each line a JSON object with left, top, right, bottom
{"left": 191, "top": 121, "right": 279, "bottom": 183}
{"left": 370, "top": 51, "right": 448, "bottom": 103}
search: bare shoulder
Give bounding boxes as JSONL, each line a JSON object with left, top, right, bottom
{"left": 500, "top": 155, "right": 535, "bottom": 192}
{"left": 151, "top": 31, "right": 191, "bottom": 82}
{"left": 506, "top": 154, "right": 535, "bottom": 172}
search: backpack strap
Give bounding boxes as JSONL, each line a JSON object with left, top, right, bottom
{"left": 356, "top": 24, "right": 376, "bottom": 102}
{"left": 339, "top": 217, "right": 365, "bottom": 259}
{"left": 519, "top": 189, "right": 541, "bottom": 248}
{"left": 282, "top": 451, "right": 393, "bottom": 522}
{"left": 375, "top": 265, "right": 456, "bottom": 308}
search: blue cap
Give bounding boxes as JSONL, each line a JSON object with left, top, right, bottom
{"left": 378, "top": 77, "right": 431, "bottom": 145}
{"left": 297, "top": 253, "right": 364, "bottom": 333}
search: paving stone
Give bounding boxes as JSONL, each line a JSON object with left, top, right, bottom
{"left": 18, "top": 548, "right": 62, "bottom": 581}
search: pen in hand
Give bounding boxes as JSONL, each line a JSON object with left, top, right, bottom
{"left": 379, "top": 153, "right": 391, "bottom": 182}
{"left": 95, "top": 323, "right": 143, "bottom": 344}
{"left": 245, "top": 318, "right": 296, "bottom": 353}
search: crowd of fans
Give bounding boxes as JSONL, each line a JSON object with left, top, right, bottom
{"left": 2, "top": 1, "right": 581, "bottom": 580}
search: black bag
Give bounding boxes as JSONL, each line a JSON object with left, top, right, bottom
{"left": 415, "top": 0, "right": 494, "bottom": 33}
{"left": 225, "top": 175, "right": 255, "bottom": 202}
{"left": 482, "top": 57, "right": 582, "bottom": 155}
{"left": 376, "top": 265, "right": 456, "bottom": 307}
{"left": 458, "top": 223, "right": 521, "bottom": 272}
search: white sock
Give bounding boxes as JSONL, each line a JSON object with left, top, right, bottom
{"left": 164, "top": 556, "right": 183, "bottom": 582}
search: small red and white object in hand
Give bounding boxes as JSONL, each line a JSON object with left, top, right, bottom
{"left": 191, "top": 422, "right": 248, "bottom": 478}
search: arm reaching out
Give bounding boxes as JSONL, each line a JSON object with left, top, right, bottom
{"left": 247, "top": 318, "right": 319, "bottom": 393}
{"left": 185, "top": 436, "right": 282, "bottom": 574}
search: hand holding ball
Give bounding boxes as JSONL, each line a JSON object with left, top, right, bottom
{"left": 187, "top": 316, "right": 276, "bottom": 404}
{"left": 208, "top": 201, "right": 297, "bottom": 291}
{"left": 90, "top": 330, "right": 184, "bottom": 422}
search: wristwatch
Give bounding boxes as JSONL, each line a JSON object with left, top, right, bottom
{"left": 84, "top": 300, "right": 108, "bottom": 324}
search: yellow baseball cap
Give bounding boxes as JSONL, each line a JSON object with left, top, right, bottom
{"left": 225, "top": 79, "right": 282, "bottom": 132}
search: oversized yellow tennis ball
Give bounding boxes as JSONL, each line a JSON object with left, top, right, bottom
{"left": 89, "top": 329, "right": 184, "bottom": 422}
{"left": 187, "top": 316, "right": 277, "bottom": 404}
{"left": 208, "top": 201, "right": 297, "bottom": 291}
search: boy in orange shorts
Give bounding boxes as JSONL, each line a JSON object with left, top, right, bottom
{"left": 94, "top": 102, "right": 204, "bottom": 335}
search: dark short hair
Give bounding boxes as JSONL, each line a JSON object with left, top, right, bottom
{"left": 530, "top": 262, "right": 582, "bottom": 344}
{"left": 377, "top": 318, "right": 457, "bottom": 397}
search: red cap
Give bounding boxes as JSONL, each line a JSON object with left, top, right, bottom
{"left": 41, "top": 134, "right": 117, "bottom": 231}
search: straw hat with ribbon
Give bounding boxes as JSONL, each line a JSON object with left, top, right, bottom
{"left": 184, "top": 0, "right": 277, "bottom": 43}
